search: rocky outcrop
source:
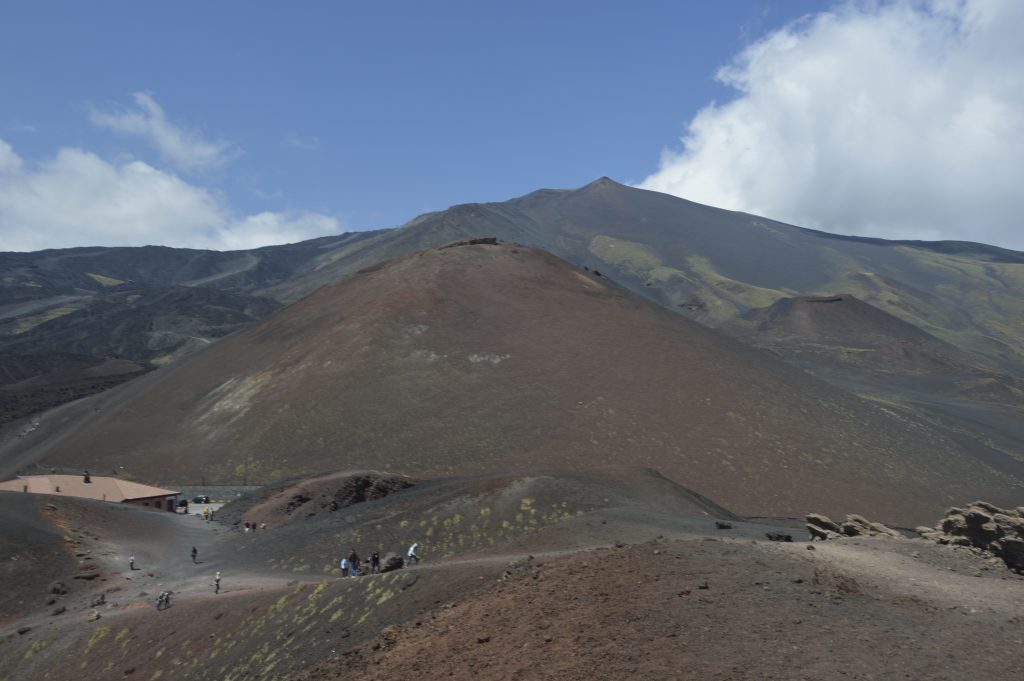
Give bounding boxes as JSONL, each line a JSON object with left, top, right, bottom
{"left": 806, "top": 513, "right": 902, "bottom": 541}
{"left": 916, "top": 502, "right": 1024, "bottom": 573}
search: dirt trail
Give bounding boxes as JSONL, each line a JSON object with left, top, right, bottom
{"left": 782, "top": 538, "right": 1024, "bottom": 614}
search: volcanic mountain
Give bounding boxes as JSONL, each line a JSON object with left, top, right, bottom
{"left": 5, "top": 178, "right": 1024, "bottom": 446}
{"left": 9, "top": 240, "right": 1022, "bottom": 525}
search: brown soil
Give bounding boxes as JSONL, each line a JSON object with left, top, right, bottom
{"left": 299, "top": 538, "right": 1024, "bottom": 681}
{"left": 4, "top": 476, "right": 1024, "bottom": 681}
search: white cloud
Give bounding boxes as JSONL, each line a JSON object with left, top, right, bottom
{"left": 0, "top": 138, "right": 340, "bottom": 252}
{"left": 285, "top": 132, "right": 320, "bottom": 151}
{"left": 90, "top": 92, "right": 236, "bottom": 172}
{"left": 0, "top": 139, "right": 22, "bottom": 173}
{"left": 640, "top": 0, "right": 1024, "bottom": 250}
{"left": 213, "top": 211, "right": 340, "bottom": 251}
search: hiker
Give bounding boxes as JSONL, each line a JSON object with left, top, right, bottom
{"left": 129, "top": 555, "right": 135, "bottom": 571}
{"left": 370, "top": 551, "right": 381, "bottom": 574}
{"left": 407, "top": 542, "right": 419, "bottom": 565}
{"left": 340, "top": 557, "right": 350, "bottom": 577}
{"left": 191, "top": 546, "right": 198, "bottom": 564}
{"left": 214, "top": 571, "right": 221, "bottom": 594}
{"left": 348, "top": 549, "right": 361, "bottom": 577}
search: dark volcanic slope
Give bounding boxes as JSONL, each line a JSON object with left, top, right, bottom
{"left": 16, "top": 242, "right": 1022, "bottom": 525}
{"left": 736, "top": 294, "right": 976, "bottom": 374}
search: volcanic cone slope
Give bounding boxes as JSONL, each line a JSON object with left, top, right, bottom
{"left": 22, "top": 242, "right": 1023, "bottom": 525}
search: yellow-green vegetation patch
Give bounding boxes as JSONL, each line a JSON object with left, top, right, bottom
{"left": 24, "top": 640, "right": 47, "bottom": 660}
{"left": 85, "top": 625, "right": 111, "bottom": 654}
{"left": 682, "top": 255, "right": 788, "bottom": 318}
{"left": 589, "top": 235, "right": 663, "bottom": 277}
{"left": 85, "top": 272, "right": 126, "bottom": 286}
{"left": 13, "top": 307, "right": 77, "bottom": 334}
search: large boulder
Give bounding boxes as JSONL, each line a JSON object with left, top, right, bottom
{"left": 917, "top": 502, "right": 1024, "bottom": 573}
{"left": 380, "top": 553, "right": 404, "bottom": 573}
{"left": 840, "top": 514, "right": 902, "bottom": 539}
{"left": 806, "top": 513, "right": 900, "bottom": 541}
{"left": 806, "top": 513, "right": 842, "bottom": 541}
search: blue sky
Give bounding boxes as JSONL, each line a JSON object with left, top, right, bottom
{"left": 1, "top": 1, "right": 1022, "bottom": 251}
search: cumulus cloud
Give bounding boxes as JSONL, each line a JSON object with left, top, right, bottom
{"left": 0, "top": 138, "right": 340, "bottom": 252}
{"left": 90, "top": 92, "right": 236, "bottom": 172}
{"left": 640, "top": 0, "right": 1024, "bottom": 250}
{"left": 0, "top": 139, "right": 22, "bottom": 173}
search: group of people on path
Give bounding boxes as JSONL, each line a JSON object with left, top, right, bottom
{"left": 339, "top": 548, "right": 377, "bottom": 577}
{"left": 339, "top": 543, "right": 419, "bottom": 577}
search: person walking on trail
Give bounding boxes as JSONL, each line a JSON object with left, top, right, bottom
{"left": 370, "top": 551, "right": 381, "bottom": 574}
{"left": 191, "top": 546, "right": 198, "bottom": 564}
{"left": 348, "top": 549, "right": 361, "bottom": 577}
{"left": 129, "top": 555, "right": 135, "bottom": 571}
{"left": 214, "top": 571, "right": 221, "bottom": 594}
{"left": 340, "top": 557, "right": 349, "bottom": 577}
{"left": 407, "top": 542, "right": 419, "bottom": 565}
